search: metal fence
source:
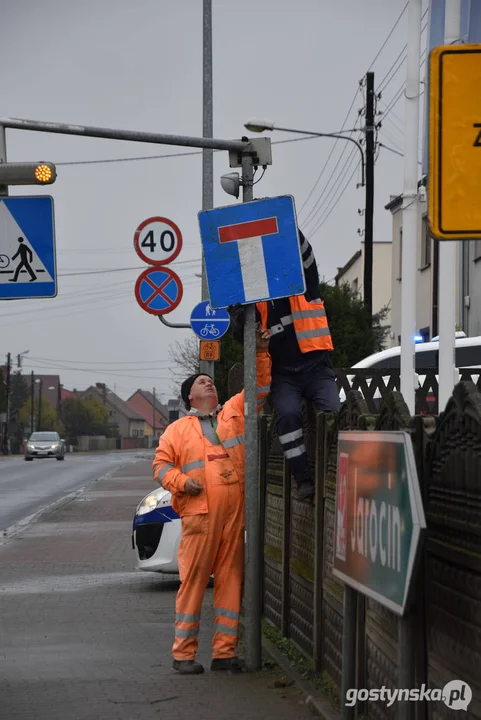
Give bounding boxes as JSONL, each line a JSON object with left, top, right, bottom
{"left": 229, "top": 365, "right": 481, "bottom": 719}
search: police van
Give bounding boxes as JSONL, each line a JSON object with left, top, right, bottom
{"left": 340, "top": 333, "right": 481, "bottom": 405}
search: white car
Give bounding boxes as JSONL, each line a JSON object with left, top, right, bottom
{"left": 339, "top": 333, "right": 481, "bottom": 406}
{"left": 132, "top": 487, "right": 181, "bottom": 573}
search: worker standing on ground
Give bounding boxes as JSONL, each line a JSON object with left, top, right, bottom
{"left": 153, "top": 323, "right": 271, "bottom": 675}
{"left": 229, "top": 229, "right": 340, "bottom": 502}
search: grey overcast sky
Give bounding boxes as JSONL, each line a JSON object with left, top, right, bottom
{"left": 0, "top": 0, "right": 429, "bottom": 402}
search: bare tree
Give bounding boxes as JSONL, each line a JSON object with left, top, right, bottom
{"left": 168, "top": 336, "right": 200, "bottom": 394}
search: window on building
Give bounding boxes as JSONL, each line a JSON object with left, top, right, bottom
{"left": 352, "top": 278, "right": 358, "bottom": 295}
{"left": 421, "top": 215, "right": 431, "bottom": 268}
{"left": 397, "top": 227, "right": 403, "bottom": 280}
{"left": 139, "top": 430, "right": 144, "bottom": 437}
{"left": 132, "top": 429, "right": 139, "bottom": 437}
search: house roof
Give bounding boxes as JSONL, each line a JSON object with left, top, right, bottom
{"left": 128, "top": 389, "right": 170, "bottom": 425}
{"left": 335, "top": 249, "right": 362, "bottom": 283}
{"left": 82, "top": 384, "right": 144, "bottom": 421}
{"left": 61, "top": 387, "right": 78, "bottom": 401}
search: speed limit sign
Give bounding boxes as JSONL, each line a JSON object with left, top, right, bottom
{"left": 134, "top": 217, "right": 183, "bottom": 265}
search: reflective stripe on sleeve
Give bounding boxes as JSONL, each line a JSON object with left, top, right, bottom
{"left": 158, "top": 463, "right": 175, "bottom": 481}
{"left": 181, "top": 459, "right": 205, "bottom": 473}
{"left": 223, "top": 434, "right": 244, "bottom": 449}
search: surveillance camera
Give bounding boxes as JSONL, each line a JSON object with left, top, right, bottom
{"left": 220, "top": 172, "right": 240, "bottom": 198}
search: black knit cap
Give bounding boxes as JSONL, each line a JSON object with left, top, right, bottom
{"left": 181, "top": 373, "right": 213, "bottom": 410}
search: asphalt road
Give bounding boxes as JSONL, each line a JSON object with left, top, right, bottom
{"left": 0, "top": 450, "right": 150, "bottom": 532}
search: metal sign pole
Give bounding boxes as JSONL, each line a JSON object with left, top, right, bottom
{"left": 438, "top": 0, "right": 461, "bottom": 413}
{"left": 200, "top": 0, "right": 214, "bottom": 380}
{"left": 240, "top": 154, "right": 261, "bottom": 671}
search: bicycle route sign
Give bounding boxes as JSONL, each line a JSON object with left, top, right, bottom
{"left": 190, "top": 300, "right": 230, "bottom": 340}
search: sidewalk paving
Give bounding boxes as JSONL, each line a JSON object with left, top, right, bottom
{"left": 0, "top": 456, "right": 315, "bottom": 720}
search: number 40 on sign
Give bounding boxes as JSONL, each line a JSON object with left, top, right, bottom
{"left": 134, "top": 217, "right": 183, "bottom": 265}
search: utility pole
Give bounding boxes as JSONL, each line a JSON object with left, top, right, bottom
{"left": 363, "top": 71, "right": 375, "bottom": 316}
{"left": 2, "top": 353, "right": 11, "bottom": 455}
{"left": 152, "top": 387, "right": 156, "bottom": 438}
{"left": 200, "top": 0, "right": 215, "bottom": 381}
{"left": 0, "top": 123, "right": 8, "bottom": 196}
{"left": 400, "top": 0, "right": 422, "bottom": 416}
{"left": 438, "top": 0, "right": 461, "bottom": 413}
{"left": 30, "top": 371, "right": 35, "bottom": 435}
{"left": 38, "top": 379, "right": 43, "bottom": 431}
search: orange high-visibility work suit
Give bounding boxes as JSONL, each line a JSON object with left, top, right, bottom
{"left": 152, "top": 350, "right": 271, "bottom": 662}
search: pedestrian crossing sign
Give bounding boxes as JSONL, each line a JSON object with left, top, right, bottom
{"left": 0, "top": 195, "right": 57, "bottom": 300}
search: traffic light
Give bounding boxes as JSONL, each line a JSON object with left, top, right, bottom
{"left": 0, "top": 161, "right": 56, "bottom": 185}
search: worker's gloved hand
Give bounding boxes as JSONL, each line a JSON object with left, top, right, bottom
{"left": 256, "top": 322, "right": 270, "bottom": 351}
{"left": 184, "top": 478, "right": 203, "bottom": 495}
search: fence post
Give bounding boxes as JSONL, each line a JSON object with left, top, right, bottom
{"left": 281, "top": 455, "right": 291, "bottom": 638}
{"left": 259, "top": 415, "right": 269, "bottom": 615}
{"left": 313, "top": 411, "right": 326, "bottom": 671}
{"left": 412, "top": 415, "right": 429, "bottom": 720}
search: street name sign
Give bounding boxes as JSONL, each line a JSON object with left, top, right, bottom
{"left": 428, "top": 44, "right": 481, "bottom": 239}
{"left": 332, "top": 431, "right": 426, "bottom": 616}
{"left": 135, "top": 266, "right": 183, "bottom": 316}
{"left": 0, "top": 196, "right": 57, "bottom": 300}
{"left": 197, "top": 195, "right": 305, "bottom": 308}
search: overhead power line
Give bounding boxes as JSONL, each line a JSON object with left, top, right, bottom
{"left": 368, "top": 2, "right": 409, "bottom": 71}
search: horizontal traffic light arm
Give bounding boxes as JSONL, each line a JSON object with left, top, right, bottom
{"left": 0, "top": 161, "right": 56, "bottom": 185}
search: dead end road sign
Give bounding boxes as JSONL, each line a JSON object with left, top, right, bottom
{"left": 197, "top": 195, "right": 305, "bottom": 308}
{"left": 332, "top": 430, "right": 426, "bottom": 616}
{"left": 135, "top": 266, "right": 183, "bottom": 316}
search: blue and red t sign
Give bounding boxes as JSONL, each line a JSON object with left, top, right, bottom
{"left": 135, "top": 266, "right": 183, "bottom": 316}
{"left": 198, "top": 195, "right": 305, "bottom": 308}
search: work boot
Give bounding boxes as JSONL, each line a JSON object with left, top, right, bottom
{"left": 172, "top": 659, "right": 204, "bottom": 674}
{"left": 210, "top": 656, "right": 246, "bottom": 673}
{"left": 296, "top": 479, "right": 315, "bottom": 502}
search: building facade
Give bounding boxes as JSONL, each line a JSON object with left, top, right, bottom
{"left": 81, "top": 384, "right": 145, "bottom": 438}
{"left": 335, "top": 240, "right": 394, "bottom": 346}
{"left": 385, "top": 193, "right": 465, "bottom": 343}
{"left": 127, "top": 390, "right": 169, "bottom": 436}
